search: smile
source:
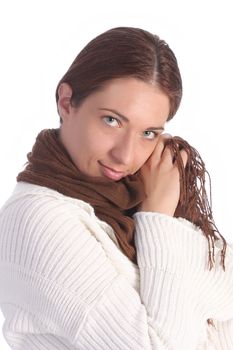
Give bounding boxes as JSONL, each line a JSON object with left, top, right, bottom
{"left": 98, "top": 162, "right": 126, "bottom": 181}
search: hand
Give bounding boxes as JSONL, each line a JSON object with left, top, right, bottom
{"left": 139, "top": 134, "right": 188, "bottom": 216}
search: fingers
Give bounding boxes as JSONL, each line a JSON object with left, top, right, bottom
{"left": 149, "top": 133, "right": 172, "bottom": 166}
{"left": 146, "top": 133, "right": 189, "bottom": 172}
{"left": 160, "top": 145, "right": 174, "bottom": 167}
{"left": 180, "top": 149, "right": 188, "bottom": 168}
{"left": 162, "top": 146, "right": 188, "bottom": 170}
{"left": 151, "top": 134, "right": 188, "bottom": 169}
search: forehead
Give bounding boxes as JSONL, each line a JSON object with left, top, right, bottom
{"left": 86, "top": 77, "right": 170, "bottom": 124}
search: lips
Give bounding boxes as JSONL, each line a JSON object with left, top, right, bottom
{"left": 98, "top": 161, "right": 126, "bottom": 181}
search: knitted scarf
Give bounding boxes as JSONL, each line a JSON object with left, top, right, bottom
{"left": 169, "top": 137, "right": 227, "bottom": 270}
{"left": 17, "top": 128, "right": 145, "bottom": 264}
{"left": 17, "top": 129, "right": 227, "bottom": 269}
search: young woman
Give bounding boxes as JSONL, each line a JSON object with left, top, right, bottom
{"left": 0, "top": 27, "right": 232, "bottom": 350}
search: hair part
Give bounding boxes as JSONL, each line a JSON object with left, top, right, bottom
{"left": 55, "top": 27, "right": 182, "bottom": 123}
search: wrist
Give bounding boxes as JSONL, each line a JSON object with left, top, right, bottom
{"left": 139, "top": 199, "right": 175, "bottom": 217}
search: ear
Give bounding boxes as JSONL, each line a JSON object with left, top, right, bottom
{"left": 57, "top": 83, "right": 73, "bottom": 122}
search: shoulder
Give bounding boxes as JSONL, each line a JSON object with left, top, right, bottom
{"left": 0, "top": 182, "right": 112, "bottom": 236}
{"left": 0, "top": 182, "right": 96, "bottom": 244}
{"left": 0, "top": 182, "right": 112, "bottom": 275}
{"left": 1, "top": 181, "right": 94, "bottom": 215}
{"left": 0, "top": 182, "right": 138, "bottom": 295}
{"left": 0, "top": 182, "right": 119, "bottom": 268}
{"left": 0, "top": 181, "right": 133, "bottom": 273}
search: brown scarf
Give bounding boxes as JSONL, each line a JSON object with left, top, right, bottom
{"left": 17, "top": 128, "right": 145, "bottom": 264}
{"left": 17, "top": 129, "right": 227, "bottom": 270}
{"left": 169, "top": 137, "right": 227, "bottom": 270}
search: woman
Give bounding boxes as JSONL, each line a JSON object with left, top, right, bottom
{"left": 0, "top": 27, "right": 232, "bottom": 349}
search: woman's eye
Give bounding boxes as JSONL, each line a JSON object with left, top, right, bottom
{"left": 143, "top": 130, "right": 158, "bottom": 140}
{"left": 103, "top": 116, "right": 120, "bottom": 127}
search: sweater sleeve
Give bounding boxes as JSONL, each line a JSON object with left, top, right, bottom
{"left": 205, "top": 318, "right": 233, "bottom": 349}
{"left": 203, "top": 247, "right": 233, "bottom": 349}
{"left": 133, "top": 212, "right": 233, "bottom": 349}
{"left": 1, "top": 193, "right": 233, "bottom": 350}
{"left": 0, "top": 195, "right": 166, "bottom": 350}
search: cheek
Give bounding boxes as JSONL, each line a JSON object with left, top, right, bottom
{"left": 84, "top": 131, "right": 115, "bottom": 157}
{"left": 134, "top": 144, "right": 156, "bottom": 170}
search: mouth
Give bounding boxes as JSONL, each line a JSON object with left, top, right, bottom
{"left": 98, "top": 161, "right": 126, "bottom": 181}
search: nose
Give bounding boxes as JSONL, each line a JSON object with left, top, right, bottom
{"left": 110, "top": 133, "right": 135, "bottom": 166}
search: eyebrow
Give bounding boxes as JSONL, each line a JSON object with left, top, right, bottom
{"left": 99, "top": 108, "right": 164, "bottom": 131}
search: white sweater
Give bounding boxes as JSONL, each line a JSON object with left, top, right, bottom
{"left": 0, "top": 182, "right": 233, "bottom": 350}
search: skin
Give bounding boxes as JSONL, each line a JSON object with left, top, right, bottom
{"left": 58, "top": 77, "right": 187, "bottom": 216}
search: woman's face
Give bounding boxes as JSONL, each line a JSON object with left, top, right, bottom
{"left": 58, "top": 77, "right": 170, "bottom": 181}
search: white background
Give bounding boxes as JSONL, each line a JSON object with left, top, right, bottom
{"left": 0, "top": 0, "right": 232, "bottom": 348}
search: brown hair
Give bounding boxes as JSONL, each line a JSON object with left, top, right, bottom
{"left": 55, "top": 26, "right": 182, "bottom": 121}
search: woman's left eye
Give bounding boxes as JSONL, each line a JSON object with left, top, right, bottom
{"left": 143, "top": 130, "right": 158, "bottom": 140}
{"left": 103, "top": 116, "right": 120, "bottom": 127}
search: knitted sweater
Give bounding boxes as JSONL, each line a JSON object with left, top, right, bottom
{"left": 0, "top": 182, "right": 233, "bottom": 350}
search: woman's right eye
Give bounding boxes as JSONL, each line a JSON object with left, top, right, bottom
{"left": 103, "top": 116, "right": 120, "bottom": 127}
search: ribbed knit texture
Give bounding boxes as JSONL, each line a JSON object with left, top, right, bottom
{"left": 0, "top": 182, "right": 233, "bottom": 349}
